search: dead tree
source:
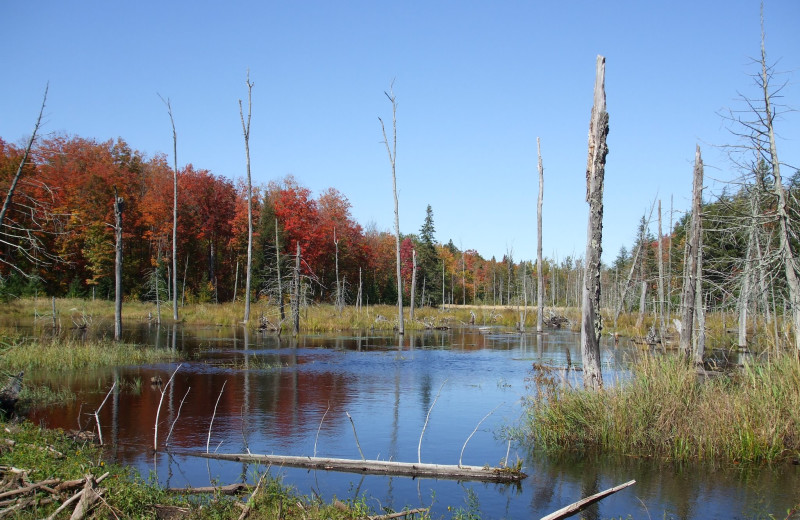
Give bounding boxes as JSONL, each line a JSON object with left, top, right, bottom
{"left": 580, "top": 55, "right": 609, "bottom": 391}
{"left": 293, "top": 242, "right": 300, "bottom": 337}
{"left": 158, "top": 95, "right": 180, "bottom": 323}
{"left": 679, "top": 146, "right": 704, "bottom": 358}
{"left": 410, "top": 249, "right": 417, "bottom": 321}
{"left": 537, "top": 137, "right": 545, "bottom": 333}
{"left": 276, "top": 219, "right": 284, "bottom": 320}
{"left": 379, "top": 81, "right": 403, "bottom": 334}
{"left": 113, "top": 188, "right": 124, "bottom": 341}
{"left": 0, "top": 84, "right": 47, "bottom": 231}
{"left": 657, "top": 199, "right": 666, "bottom": 336}
{"left": 694, "top": 225, "right": 706, "bottom": 364}
{"left": 239, "top": 71, "right": 255, "bottom": 324}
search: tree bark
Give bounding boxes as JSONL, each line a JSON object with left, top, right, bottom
{"left": 679, "top": 146, "right": 704, "bottom": 357}
{"left": 239, "top": 71, "right": 254, "bottom": 324}
{"left": 113, "top": 188, "right": 124, "bottom": 341}
{"left": 379, "top": 83, "right": 403, "bottom": 334}
{"left": 694, "top": 227, "right": 705, "bottom": 364}
{"left": 537, "top": 137, "right": 545, "bottom": 333}
{"left": 580, "top": 55, "right": 609, "bottom": 391}
{"left": 657, "top": 199, "right": 666, "bottom": 336}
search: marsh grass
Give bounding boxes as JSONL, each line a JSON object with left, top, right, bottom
{"left": 0, "top": 419, "right": 434, "bottom": 519}
{"left": 525, "top": 353, "right": 800, "bottom": 463}
{"left": 0, "top": 334, "right": 178, "bottom": 371}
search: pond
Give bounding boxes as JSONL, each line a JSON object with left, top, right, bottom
{"left": 22, "top": 323, "right": 800, "bottom": 519}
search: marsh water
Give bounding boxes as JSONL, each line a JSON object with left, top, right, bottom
{"left": 18, "top": 322, "right": 800, "bottom": 519}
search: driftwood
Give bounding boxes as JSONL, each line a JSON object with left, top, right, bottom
{"left": 540, "top": 479, "right": 635, "bottom": 520}
{"left": 0, "top": 467, "right": 109, "bottom": 520}
{"left": 193, "top": 453, "right": 526, "bottom": 483}
{"left": 166, "top": 482, "right": 250, "bottom": 495}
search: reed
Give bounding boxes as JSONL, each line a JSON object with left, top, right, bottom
{"left": 524, "top": 352, "right": 800, "bottom": 463}
{"left": 0, "top": 334, "right": 178, "bottom": 371}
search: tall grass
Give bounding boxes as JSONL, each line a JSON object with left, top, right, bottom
{"left": 0, "top": 334, "right": 178, "bottom": 371}
{"left": 525, "top": 353, "right": 800, "bottom": 463}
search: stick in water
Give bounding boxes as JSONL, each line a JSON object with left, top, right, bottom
{"left": 207, "top": 380, "right": 227, "bottom": 454}
{"left": 165, "top": 387, "right": 191, "bottom": 447}
{"left": 314, "top": 403, "right": 330, "bottom": 458}
{"left": 154, "top": 363, "right": 182, "bottom": 451}
{"left": 459, "top": 403, "right": 503, "bottom": 468}
{"left": 418, "top": 379, "right": 447, "bottom": 463}
{"left": 93, "top": 381, "right": 117, "bottom": 446}
{"left": 345, "top": 411, "right": 365, "bottom": 461}
{"left": 540, "top": 480, "right": 636, "bottom": 520}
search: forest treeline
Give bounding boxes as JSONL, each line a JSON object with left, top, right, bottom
{"left": 1, "top": 133, "right": 799, "bottom": 327}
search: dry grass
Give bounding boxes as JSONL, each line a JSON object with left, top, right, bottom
{"left": 525, "top": 352, "right": 800, "bottom": 463}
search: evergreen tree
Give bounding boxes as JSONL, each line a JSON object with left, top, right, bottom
{"left": 417, "top": 205, "right": 442, "bottom": 305}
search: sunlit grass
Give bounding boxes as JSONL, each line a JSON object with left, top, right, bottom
{"left": 524, "top": 352, "right": 800, "bottom": 463}
{"left": 0, "top": 333, "right": 178, "bottom": 371}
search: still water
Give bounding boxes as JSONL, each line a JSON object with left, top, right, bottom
{"left": 24, "top": 324, "right": 800, "bottom": 519}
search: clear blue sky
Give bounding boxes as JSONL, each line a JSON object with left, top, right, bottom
{"left": 3, "top": 1, "right": 798, "bottom": 264}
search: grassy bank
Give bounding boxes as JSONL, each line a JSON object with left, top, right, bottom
{"left": 0, "top": 419, "right": 435, "bottom": 520}
{"left": 0, "top": 297, "right": 549, "bottom": 332}
{"left": 0, "top": 333, "right": 179, "bottom": 371}
{"left": 524, "top": 353, "right": 800, "bottom": 463}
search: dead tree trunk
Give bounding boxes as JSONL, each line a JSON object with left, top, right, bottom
{"left": 158, "top": 95, "right": 180, "bottom": 323}
{"left": 537, "top": 137, "right": 545, "bottom": 333}
{"left": 758, "top": 19, "right": 800, "bottom": 351}
{"left": 293, "top": 242, "right": 300, "bottom": 337}
{"left": 334, "top": 227, "right": 342, "bottom": 315}
{"left": 410, "top": 249, "right": 417, "bottom": 321}
{"left": 239, "top": 71, "right": 254, "bottom": 324}
{"left": 679, "top": 146, "right": 704, "bottom": 357}
{"left": 113, "top": 188, "right": 124, "bottom": 341}
{"left": 694, "top": 227, "right": 705, "bottom": 364}
{"left": 276, "top": 219, "right": 284, "bottom": 320}
{"left": 0, "top": 84, "right": 47, "bottom": 231}
{"left": 379, "top": 83, "right": 403, "bottom": 335}
{"left": 580, "top": 55, "right": 608, "bottom": 391}
{"left": 657, "top": 199, "right": 666, "bottom": 336}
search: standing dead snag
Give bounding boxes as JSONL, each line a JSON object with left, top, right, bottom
{"left": 240, "top": 71, "right": 255, "bottom": 324}
{"left": 536, "top": 137, "right": 545, "bottom": 333}
{"left": 379, "top": 82, "right": 404, "bottom": 335}
{"left": 580, "top": 55, "right": 609, "bottom": 391}
{"left": 158, "top": 95, "right": 180, "bottom": 323}
{"left": 113, "top": 187, "right": 124, "bottom": 341}
{"left": 679, "top": 146, "right": 703, "bottom": 358}
{"left": 293, "top": 242, "right": 301, "bottom": 337}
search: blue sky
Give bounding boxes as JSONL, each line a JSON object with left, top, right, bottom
{"left": 2, "top": 1, "right": 798, "bottom": 264}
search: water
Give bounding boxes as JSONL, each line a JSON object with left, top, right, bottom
{"left": 22, "top": 324, "right": 800, "bottom": 519}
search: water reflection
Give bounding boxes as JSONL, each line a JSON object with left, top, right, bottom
{"left": 16, "top": 324, "right": 800, "bottom": 520}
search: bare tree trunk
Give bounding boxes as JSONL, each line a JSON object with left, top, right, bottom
{"left": 379, "top": 83, "right": 403, "bottom": 334}
{"left": 113, "top": 188, "right": 124, "bottom": 341}
{"left": 580, "top": 55, "right": 609, "bottom": 391}
{"left": 158, "top": 95, "right": 180, "bottom": 323}
{"left": 694, "top": 228, "right": 705, "bottom": 364}
{"left": 636, "top": 278, "right": 647, "bottom": 329}
{"left": 679, "top": 146, "right": 704, "bottom": 357}
{"left": 293, "top": 242, "right": 300, "bottom": 337}
{"left": 410, "top": 249, "right": 417, "bottom": 321}
{"left": 334, "top": 227, "right": 342, "bottom": 315}
{"left": 739, "top": 217, "right": 755, "bottom": 348}
{"left": 233, "top": 260, "right": 239, "bottom": 303}
{"left": 657, "top": 200, "right": 666, "bottom": 336}
{"left": 758, "top": 16, "right": 800, "bottom": 351}
{"left": 0, "top": 84, "right": 47, "bottom": 230}
{"left": 357, "top": 267, "right": 362, "bottom": 313}
{"left": 239, "top": 72, "right": 255, "bottom": 324}
{"left": 537, "top": 137, "right": 545, "bottom": 333}
{"left": 276, "top": 219, "right": 284, "bottom": 320}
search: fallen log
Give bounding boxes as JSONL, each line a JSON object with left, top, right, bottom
{"left": 165, "top": 482, "right": 250, "bottom": 495}
{"left": 539, "top": 479, "right": 635, "bottom": 520}
{"left": 191, "top": 453, "right": 526, "bottom": 483}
